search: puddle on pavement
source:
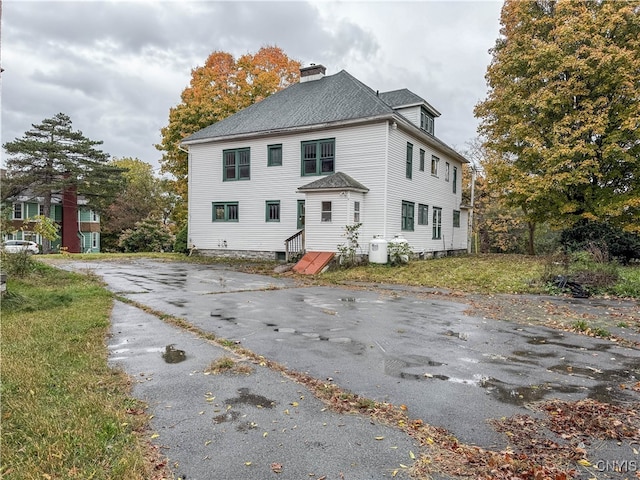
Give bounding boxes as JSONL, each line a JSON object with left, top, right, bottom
{"left": 525, "top": 335, "right": 611, "bottom": 352}
{"left": 441, "top": 330, "right": 469, "bottom": 341}
{"left": 162, "top": 344, "right": 186, "bottom": 363}
{"left": 481, "top": 379, "right": 582, "bottom": 405}
{"left": 167, "top": 299, "right": 187, "bottom": 308}
{"left": 275, "top": 327, "right": 296, "bottom": 333}
{"left": 225, "top": 388, "right": 275, "bottom": 409}
{"left": 237, "top": 421, "right": 259, "bottom": 432}
{"left": 548, "top": 364, "right": 605, "bottom": 378}
{"left": 588, "top": 383, "right": 638, "bottom": 403}
{"left": 271, "top": 325, "right": 366, "bottom": 354}
{"left": 384, "top": 355, "right": 445, "bottom": 377}
{"left": 213, "top": 410, "right": 240, "bottom": 424}
{"left": 512, "top": 350, "right": 558, "bottom": 359}
{"left": 210, "top": 312, "right": 238, "bottom": 324}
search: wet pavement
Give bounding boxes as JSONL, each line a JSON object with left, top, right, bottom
{"left": 57, "top": 259, "right": 640, "bottom": 479}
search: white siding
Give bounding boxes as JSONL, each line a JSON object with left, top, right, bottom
{"left": 384, "top": 126, "right": 467, "bottom": 254}
{"left": 305, "top": 190, "right": 368, "bottom": 252}
{"left": 188, "top": 122, "right": 389, "bottom": 254}
{"left": 395, "top": 106, "right": 420, "bottom": 128}
{"left": 188, "top": 119, "right": 468, "bottom": 256}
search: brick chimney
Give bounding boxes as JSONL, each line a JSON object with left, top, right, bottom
{"left": 300, "top": 64, "right": 326, "bottom": 83}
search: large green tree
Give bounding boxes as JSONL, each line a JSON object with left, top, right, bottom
{"left": 100, "top": 157, "right": 166, "bottom": 251}
{"left": 3, "top": 113, "right": 124, "bottom": 252}
{"left": 475, "top": 0, "right": 640, "bottom": 247}
{"left": 156, "top": 46, "right": 300, "bottom": 226}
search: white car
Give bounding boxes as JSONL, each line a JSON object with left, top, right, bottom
{"left": 2, "top": 240, "right": 40, "bottom": 254}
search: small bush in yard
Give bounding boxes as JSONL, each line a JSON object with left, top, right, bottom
{"left": 173, "top": 224, "right": 188, "bottom": 254}
{"left": 118, "top": 217, "right": 174, "bottom": 253}
{"left": 336, "top": 223, "right": 362, "bottom": 268}
{"left": 569, "top": 245, "right": 619, "bottom": 290}
{"left": 1, "top": 250, "right": 37, "bottom": 277}
{"left": 560, "top": 220, "right": 640, "bottom": 265}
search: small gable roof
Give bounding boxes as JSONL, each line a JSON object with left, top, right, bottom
{"left": 297, "top": 172, "right": 369, "bottom": 193}
{"left": 183, "top": 70, "right": 395, "bottom": 143}
{"left": 379, "top": 89, "right": 441, "bottom": 117}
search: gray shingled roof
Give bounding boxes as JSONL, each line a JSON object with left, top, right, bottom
{"left": 379, "top": 88, "right": 441, "bottom": 116}
{"left": 297, "top": 172, "right": 369, "bottom": 192}
{"left": 182, "top": 69, "right": 467, "bottom": 164}
{"left": 378, "top": 89, "right": 424, "bottom": 108}
{"left": 183, "top": 70, "right": 396, "bottom": 143}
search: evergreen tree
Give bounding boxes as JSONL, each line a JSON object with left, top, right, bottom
{"left": 3, "top": 113, "right": 124, "bottom": 252}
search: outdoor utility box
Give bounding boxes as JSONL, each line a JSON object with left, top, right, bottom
{"left": 369, "top": 236, "right": 388, "bottom": 264}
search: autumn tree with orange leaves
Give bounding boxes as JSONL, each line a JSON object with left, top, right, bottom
{"left": 157, "top": 46, "right": 300, "bottom": 225}
{"left": 475, "top": 0, "right": 640, "bottom": 254}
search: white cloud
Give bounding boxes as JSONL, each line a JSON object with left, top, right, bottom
{"left": 1, "top": 0, "right": 503, "bottom": 169}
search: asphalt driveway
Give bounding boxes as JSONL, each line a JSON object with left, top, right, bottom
{"left": 58, "top": 259, "right": 640, "bottom": 479}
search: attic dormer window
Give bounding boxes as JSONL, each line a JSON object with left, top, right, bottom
{"left": 420, "top": 108, "right": 434, "bottom": 135}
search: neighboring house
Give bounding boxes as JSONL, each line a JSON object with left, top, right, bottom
{"left": 182, "top": 64, "right": 469, "bottom": 261}
{"left": 3, "top": 191, "right": 101, "bottom": 253}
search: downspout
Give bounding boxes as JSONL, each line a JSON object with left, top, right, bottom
{"left": 179, "top": 144, "right": 192, "bottom": 250}
{"left": 78, "top": 209, "right": 83, "bottom": 252}
{"left": 468, "top": 164, "right": 477, "bottom": 254}
{"left": 383, "top": 121, "right": 390, "bottom": 239}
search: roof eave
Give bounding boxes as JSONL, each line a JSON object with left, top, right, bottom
{"left": 181, "top": 114, "right": 397, "bottom": 147}
{"left": 393, "top": 102, "right": 441, "bottom": 117}
{"left": 297, "top": 186, "right": 369, "bottom": 193}
{"left": 394, "top": 117, "right": 469, "bottom": 164}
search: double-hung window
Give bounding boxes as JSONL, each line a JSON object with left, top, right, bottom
{"left": 223, "top": 148, "right": 250, "bottom": 181}
{"left": 420, "top": 108, "right": 434, "bottom": 135}
{"left": 212, "top": 202, "right": 239, "bottom": 222}
{"left": 13, "top": 203, "right": 22, "bottom": 220}
{"left": 401, "top": 201, "right": 414, "bottom": 231}
{"left": 268, "top": 144, "right": 282, "bottom": 166}
{"left": 321, "top": 201, "right": 332, "bottom": 222}
{"left": 302, "top": 139, "right": 335, "bottom": 176}
{"left": 266, "top": 200, "right": 280, "bottom": 222}
{"left": 445, "top": 162, "right": 450, "bottom": 182}
{"left": 419, "top": 149, "right": 425, "bottom": 171}
{"left": 406, "top": 142, "right": 413, "bottom": 179}
{"left": 353, "top": 201, "right": 360, "bottom": 223}
{"left": 453, "top": 210, "right": 461, "bottom": 228}
{"left": 418, "top": 204, "right": 429, "bottom": 225}
{"left": 453, "top": 166, "right": 458, "bottom": 194}
{"left": 431, "top": 155, "right": 439, "bottom": 176}
{"left": 432, "top": 207, "right": 442, "bottom": 239}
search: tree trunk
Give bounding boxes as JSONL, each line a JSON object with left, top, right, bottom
{"left": 43, "top": 190, "right": 52, "bottom": 254}
{"left": 527, "top": 221, "right": 536, "bottom": 256}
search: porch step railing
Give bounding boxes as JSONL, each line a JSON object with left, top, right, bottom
{"left": 284, "top": 229, "right": 305, "bottom": 262}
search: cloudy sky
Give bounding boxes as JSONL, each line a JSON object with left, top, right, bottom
{"left": 1, "top": 0, "right": 503, "bottom": 172}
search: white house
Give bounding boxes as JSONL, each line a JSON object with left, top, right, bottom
{"left": 182, "top": 64, "right": 469, "bottom": 261}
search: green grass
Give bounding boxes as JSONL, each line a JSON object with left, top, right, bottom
{"left": 44, "top": 252, "right": 640, "bottom": 297}
{"left": 321, "top": 253, "right": 640, "bottom": 297}
{"left": 0, "top": 262, "right": 159, "bottom": 479}
{"left": 321, "top": 254, "right": 547, "bottom": 294}
{"left": 609, "top": 265, "right": 640, "bottom": 298}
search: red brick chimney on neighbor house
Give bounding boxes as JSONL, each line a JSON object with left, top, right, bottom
{"left": 300, "top": 64, "right": 326, "bottom": 82}
{"left": 62, "top": 183, "right": 81, "bottom": 253}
